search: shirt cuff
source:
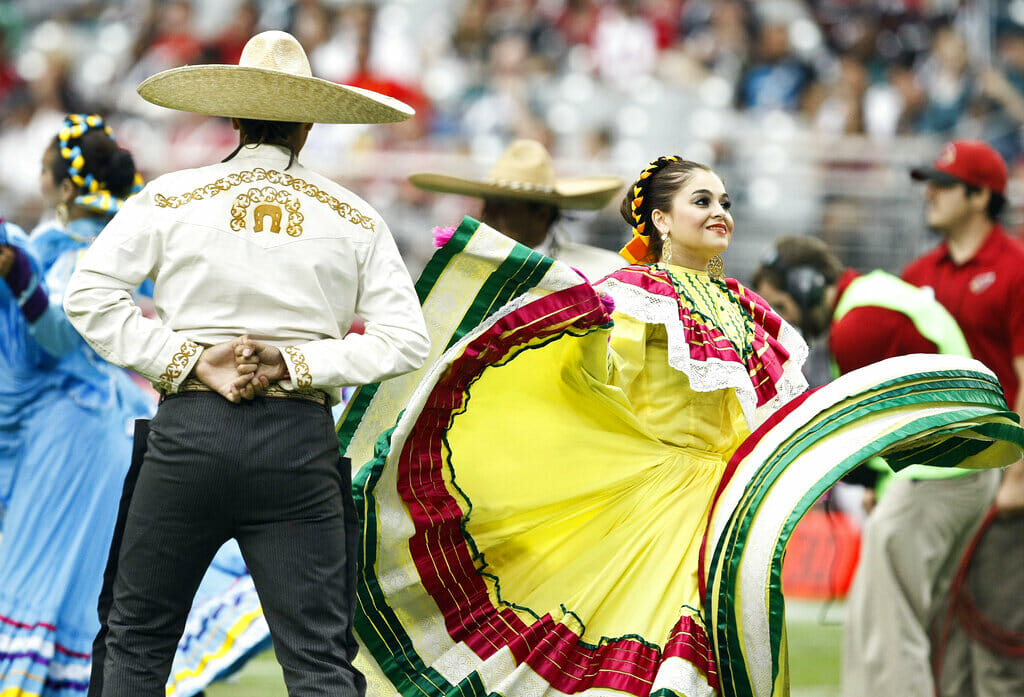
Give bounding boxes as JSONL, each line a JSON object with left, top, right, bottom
{"left": 152, "top": 338, "right": 203, "bottom": 393}
{"left": 281, "top": 345, "right": 313, "bottom": 388}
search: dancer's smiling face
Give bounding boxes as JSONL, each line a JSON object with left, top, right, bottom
{"left": 651, "top": 169, "right": 733, "bottom": 269}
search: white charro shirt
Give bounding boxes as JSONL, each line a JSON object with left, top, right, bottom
{"left": 64, "top": 143, "right": 429, "bottom": 404}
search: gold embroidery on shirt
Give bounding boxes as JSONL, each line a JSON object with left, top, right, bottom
{"left": 230, "top": 187, "right": 304, "bottom": 237}
{"left": 154, "top": 168, "right": 376, "bottom": 231}
{"left": 155, "top": 339, "right": 201, "bottom": 392}
{"left": 253, "top": 204, "right": 282, "bottom": 233}
{"left": 283, "top": 346, "right": 313, "bottom": 388}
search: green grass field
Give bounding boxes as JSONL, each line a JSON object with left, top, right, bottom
{"left": 206, "top": 600, "right": 845, "bottom": 697}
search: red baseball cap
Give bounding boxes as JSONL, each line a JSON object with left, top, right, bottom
{"left": 910, "top": 140, "right": 1008, "bottom": 196}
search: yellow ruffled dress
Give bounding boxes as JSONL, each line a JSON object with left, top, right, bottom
{"left": 341, "top": 210, "right": 811, "bottom": 694}
{"left": 446, "top": 264, "right": 751, "bottom": 648}
{"left": 344, "top": 219, "right": 1024, "bottom": 697}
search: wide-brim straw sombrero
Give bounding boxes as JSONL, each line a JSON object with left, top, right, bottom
{"left": 409, "top": 139, "right": 623, "bottom": 210}
{"left": 137, "top": 30, "right": 414, "bottom": 124}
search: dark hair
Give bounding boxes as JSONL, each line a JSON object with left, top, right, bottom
{"left": 752, "top": 236, "right": 844, "bottom": 288}
{"left": 751, "top": 235, "right": 844, "bottom": 338}
{"left": 964, "top": 185, "right": 1006, "bottom": 221}
{"left": 47, "top": 128, "right": 138, "bottom": 199}
{"left": 619, "top": 159, "right": 716, "bottom": 262}
{"left": 223, "top": 118, "right": 305, "bottom": 169}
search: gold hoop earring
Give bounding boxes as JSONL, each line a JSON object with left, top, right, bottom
{"left": 660, "top": 233, "right": 672, "bottom": 263}
{"left": 56, "top": 202, "right": 69, "bottom": 227}
{"left": 707, "top": 254, "right": 724, "bottom": 279}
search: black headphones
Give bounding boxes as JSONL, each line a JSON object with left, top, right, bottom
{"left": 761, "top": 252, "right": 828, "bottom": 315}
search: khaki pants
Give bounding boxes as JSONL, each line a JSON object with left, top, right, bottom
{"left": 842, "top": 471, "right": 1000, "bottom": 697}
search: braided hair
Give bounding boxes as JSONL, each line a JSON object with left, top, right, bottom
{"left": 618, "top": 156, "right": 715, "bottom": 264}
{"left": 48, "top": 114, "right": 143, "bottom": 217}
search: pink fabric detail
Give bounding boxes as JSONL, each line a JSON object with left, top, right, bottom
{"left": 432, "top": 225, "right": 457, "bottom": 248}
{"left": 606, "top": 265, "right": 679, "bottom": 299}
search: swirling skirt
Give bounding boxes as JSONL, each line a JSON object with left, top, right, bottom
{"left": 340, "top": 218, "right": 1024, "bottom": 697}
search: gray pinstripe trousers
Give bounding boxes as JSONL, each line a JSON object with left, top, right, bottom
{"left": 99, "top": 391, "right": 364, "bottom": 697}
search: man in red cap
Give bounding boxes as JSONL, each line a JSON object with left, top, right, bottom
{"left": 900, "top": 140, "right": 1024, "bottom": 697}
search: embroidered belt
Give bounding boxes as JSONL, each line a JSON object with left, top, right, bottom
{"left": 166, "top": 377, "right": 329, "bottom": 406}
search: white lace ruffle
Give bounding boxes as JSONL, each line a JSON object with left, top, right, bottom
{"left": 758, "top": 311, "right": 809, "bottom": 425}
{"left": 597, "top": 277, "right": 808, "bottom": 429}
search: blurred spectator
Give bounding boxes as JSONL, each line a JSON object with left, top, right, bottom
{"left": 972, "top": 24, "right": 1024, "bottom": 166}
{"left": 338, "top": 3, "right": 432, "bottom": 142}
{"left": 863, "top": 58, "right": 927, "bottom": 137}
{"left": 0, "top": 24, "right": 23, "bottom": 106}
{"left": 737, "top": 10, "right": 816, "bottom": 112}
{"left": 0, "top": 86, "right": 58, "bottom": 219}
{"left": 460, "top": 30, "right": 548, "bottom": 143}
{"left": 552, "top": 0, "right": 601, "bottom": 48}
{"left": 292, "top": 0, "right": 335, "bottom": 73}
{"left": 589, "top": 0, "right": 659, "bottom": 89}
{"left": 812, "top": 53, "right": 869, "bottom": 135}
{"left": 203, "top": 0, "right": 261, "bottom": 65}
{"left": 916, "top": 25, "right": 972, "bottom": 134}
{"left": 679, "top": 0, "right": 752, "bottom": 88}
{"left": 27, "top": 45, "right": 86, "bottom": 115}
{"left": 451, "top": 0, "right": 490, "bottom": 64}
{"left": 115, "top": 0, "right": 203, "bottom": 120}
{"left": 487, "top": 0, "right": 564, "bottom": 71}
{"left": 131, "top": 0, "right": 202, "bottom": 71}
{"left": 817, "top": 193, "right": 874, "bottom": 268}
{"left": 645, "top": 0, "right": 684, "bottom": 50}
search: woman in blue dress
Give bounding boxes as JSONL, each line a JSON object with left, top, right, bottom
{"left": 0, "top": 114, "right": 156, "bottom": 697}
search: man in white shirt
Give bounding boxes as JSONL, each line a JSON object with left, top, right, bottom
{"left": 63, "top": 31, "right": 429, "bottom": 697}
{"left": 409, "top": 139, "right": 626, "bottom": 281}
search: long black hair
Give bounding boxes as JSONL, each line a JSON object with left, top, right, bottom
{"left": 223, "top": 118, "right": 305, "bottom": 169}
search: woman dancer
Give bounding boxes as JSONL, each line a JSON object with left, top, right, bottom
{"left": 341, "top": 155, "right": 807, "bottom": 695}
{"left": 338, "top": 155, "right": 1024, "bottom": 697}
{"left": 0, "top": 114, "right": 155, "bottom": 697}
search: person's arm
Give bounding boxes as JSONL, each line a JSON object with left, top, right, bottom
{"left": 27, "top": 301, "right": 89, "bottom": 356}
{"left": 1, "top": 243, "right": 48, "bottom": 324}
{"left": 994, "top": 355, "right": 1024, "bottom": 515}
{"left": 980, "top": 67, "right": 1024, "bottom": 124}
{"left": 2, "top": 239, "right": 118, "bottom": 357}
{"left": 0, "top": 217, "right": 90, "bottom": 357}
{"left": 273, "top": 221, "right": 430, "bottom": 389}
{"left": 62, "top": 188, "right": 204, "bottom": 393}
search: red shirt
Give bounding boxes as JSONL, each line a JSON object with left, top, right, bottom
{"left": 829, "top": 269, "right": 939, "bottom": 375}
{"left": 902, "top": 225, "right": 1024, "bottom": 406}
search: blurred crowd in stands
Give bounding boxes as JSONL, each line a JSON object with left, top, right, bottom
{"left": 1, "top": 0, "right": 1023, "bottom": 278}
